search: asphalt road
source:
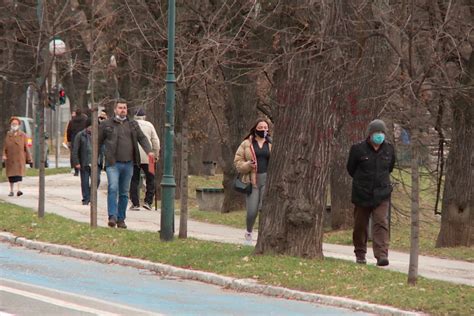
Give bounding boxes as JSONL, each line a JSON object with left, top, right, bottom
{"left": 0, "top": 243, "right": 370, "bottom": 316}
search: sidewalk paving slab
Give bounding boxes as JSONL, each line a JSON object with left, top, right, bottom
{"left": 0, "top": 173, "right": 473, "bottom": 287}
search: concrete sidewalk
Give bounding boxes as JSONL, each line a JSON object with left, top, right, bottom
{"left": 1, "top": 173, "right": 473, "bottom": 287}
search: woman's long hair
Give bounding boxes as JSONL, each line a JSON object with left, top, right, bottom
{"left": 243, "top": 118, "right": 271, "bottom": 140}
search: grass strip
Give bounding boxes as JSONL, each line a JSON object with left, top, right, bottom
{"left": 0, "top": 201, "right": 472, "bottom": 315}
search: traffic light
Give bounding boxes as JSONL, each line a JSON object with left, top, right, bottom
{"left": 48, "top": 86, "right": 57, "bottom": 111}
{"left": 59, "top": 87, "right": 66, "bottom": 105}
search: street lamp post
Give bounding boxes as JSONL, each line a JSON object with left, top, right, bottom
{"left": 160, "top": 0, "right": 177, "bottom": 241}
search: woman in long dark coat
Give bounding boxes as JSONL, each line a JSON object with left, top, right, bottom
{"left": 2, "top": 117, "right": 32, "bottom": 196}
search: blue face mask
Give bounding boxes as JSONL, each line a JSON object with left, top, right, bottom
{"left": 371, "top": 133, "right": 385, "bottom": 145}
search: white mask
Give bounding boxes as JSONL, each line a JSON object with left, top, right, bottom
{"left": 11, "top": 125, "right": 19, "bottom": 131}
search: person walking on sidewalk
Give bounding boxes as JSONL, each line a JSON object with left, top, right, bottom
{"left": 2, "top": 117, "right": 32, "bottom": 197}
{"left": 67, "top": 108, "right": 88, "bottom": 176}
{"left": 98, "top": 110, "right": 108, "bottom": 171}
{"left": 99, "top": 99, "right": 153, "bottom": 229}
{"left": 72, "top": 118, "right": 100, "bottom": 205}
{"left": 129, "top": 108, "right": 160, "bottom": 211}
{"left": 346, "top": 119, "right": 396, "bottom": 266}
{"left": 234, "top": 118, "right": 272, "bottom": 244}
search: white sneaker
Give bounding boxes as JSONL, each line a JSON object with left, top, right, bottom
{"left": 129, "top": 205, "right": 140, "bottom": 211}
{"left": 244, "top": 231, "right": 252, "bottom": 245}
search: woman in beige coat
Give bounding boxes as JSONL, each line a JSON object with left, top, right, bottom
{"left": 234, "top": 118, "right": 272, "bottom": 243}
{"left": 2, "top": 117, "right": 32, "bottom": 196}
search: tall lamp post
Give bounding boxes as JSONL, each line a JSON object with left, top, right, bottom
{"left": 160, "top": 0, "right": 176, "bottom": 241}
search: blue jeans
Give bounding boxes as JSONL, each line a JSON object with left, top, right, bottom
{"left": 80, "top": 166, "right": 100, "bottom": 203}
{"left": 106, "top": 162, "right": 133, "bottom": 221}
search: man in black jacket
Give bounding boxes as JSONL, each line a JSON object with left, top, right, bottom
{"left": 72, "top": 118, "right": 100, "bottom": 205}
{"left": 99, "top": 99, "right": 153, "bottom": 229}
{"left": 347, "top": 119, "right": 396, "bottom": 266}
{"left": 67, "top": 108, "right": 88, "bottom": 176}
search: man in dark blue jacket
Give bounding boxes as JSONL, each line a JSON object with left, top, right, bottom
{"left": 347, "top": 119, "right": 396, "bottom": 266}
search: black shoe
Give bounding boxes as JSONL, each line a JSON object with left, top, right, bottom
{"left": 16, "top": 191, "right": 23, "bottom": 197}
{"left": 143, "top": 202, "right": 152, "bottom": 211}
{"left": 117, "top": 220, "right": 127, "bottom": 229}
{"left": 356, "top": 258, "right": 367, "bottom": 264}
{"left": 108, "top": 217, "right": 117, "bottom": 228}
{"left": 82, "top": 201, "right": 89, "bottom": 205}
{"left": 377, "top": 257, "right": 389, "bottom": 266}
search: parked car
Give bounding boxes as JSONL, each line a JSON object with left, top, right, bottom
{"left": 17, "top": 117, "right": 49, "bottom": 168}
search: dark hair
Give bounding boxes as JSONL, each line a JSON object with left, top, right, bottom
{"left": 85, "top": 118, "right": 92, "bottom": 127}
{"left": 75, "top": 108, "right": 82, "bottom": 116}
{"left": 9, "top": 116, "right": 21, "bottom": 125}
{"left": 243, "top": 118, "right": 270, "bottom": 140}
{"left": 115, "top": 98, "right": 127, "bottom": 107}
{"left": 135, "top": 108, "right": 146, "bottom": 116}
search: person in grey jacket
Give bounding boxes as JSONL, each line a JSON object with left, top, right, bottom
{"left": 98, "top": 99, "right": 153, "bottom": 229}
{"left": 72, "top": 118, "right": 100, "bottom": 205}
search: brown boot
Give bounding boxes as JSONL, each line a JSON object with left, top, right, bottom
{"left": 117, "top": 220, "right": 127, "bottom": 229}
{"left": 376, "top": 257, "right": 389, "bottom": 266}
{"left": 108, "top": 217, "right": 117, "bottom": 228}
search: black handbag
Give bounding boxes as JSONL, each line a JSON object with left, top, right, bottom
{"left": 233, "top": 174, "right": 252, "bottom": 195}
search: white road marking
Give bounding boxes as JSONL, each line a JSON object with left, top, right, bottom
{"left": 0, "top": 278, "right": 162, "bottom": 316}
{"left": 0, "top": 284, "right": 119, "bottom": 316}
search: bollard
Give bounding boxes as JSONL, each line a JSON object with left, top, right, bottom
{"left": 202, "top": 161, "right": 217, "bottom": 176}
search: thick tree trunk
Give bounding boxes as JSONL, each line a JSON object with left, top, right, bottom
{"left": 255, "top": 58, "right": 334, "bottom": 259}
{"left": 220, "top": 62, "right": 256, "bottom": 212}
{"left": 436, "top": 52, "right": 474, "bottom": 247}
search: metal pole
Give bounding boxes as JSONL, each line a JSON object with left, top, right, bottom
{"left": 56, "top": 105, "right": 60, "bottom": 168}
{"left": 34, "top": 96, "right": 41, "bottom": 168}
{"left": 51, "top": 62, "right": 58, "bottom": 168}
{"left": 160, "top": 0, "right": 176, "bottom": 241}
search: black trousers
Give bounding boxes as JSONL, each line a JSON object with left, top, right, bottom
{"left": 353, "top": 200, "right": 390, "bottom": 260}
{"left": 129, "top": 163, "right": 155, "bottom": 206}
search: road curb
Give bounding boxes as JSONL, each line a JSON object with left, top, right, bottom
{"left": 0, "top": 232, "right": 421, "bottom": 316}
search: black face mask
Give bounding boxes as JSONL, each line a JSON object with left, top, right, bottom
{"left": 255, "top": 130, "right": 266, "bottom": 138}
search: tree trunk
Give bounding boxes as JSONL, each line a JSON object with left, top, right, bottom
{"left": 436, "top": 52, "right": 474, "bottom": 247}
{"left": 330, "top": 1, "right": 390, "bottom": 231}
{"left": 408, "top": 119, "right": 420, "bottom": 285}
{"left": 255, "top": 58, "right": 334, "bottom": 259}
{"left": 179, "top": 89, "right": 190, "bottom": 238}
{"left": 62, "top": 44, "right": 90, "bottom": 112}
{"left": 219, "top": 63, "right": 256, "bottom": 212}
